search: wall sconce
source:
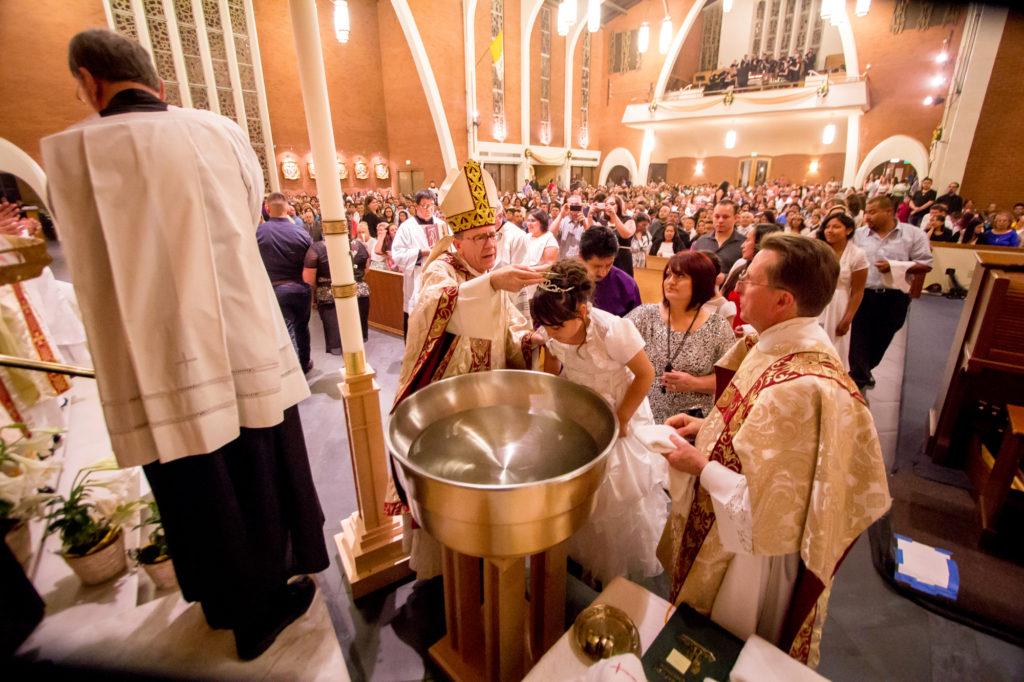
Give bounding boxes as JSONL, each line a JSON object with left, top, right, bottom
{"left": 822, "top": 124, "right": 836, "bottom": 144}
{"left": 557, "top": 3, "right": 570, "bottom": 37}
{"left": 809, "top": 160, "right": 819, "bottom": 173}
{"left": 695, "top": 160, "right": 704, "bottom": 174}
{"left": 725, "top": 130, "right": 737, "bottom": 149}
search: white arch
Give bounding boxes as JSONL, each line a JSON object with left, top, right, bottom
{"left": 854, "top": 135, "right": 930, "bottom": 188}
{"left": 391, "top": 0, "right": 458, "bottom": 174}
{"left": 598, "top": 147, "right": 639, "bottom": 185}
{"left": 0, "top": 138, "right": 49, "bottom": 211}
{"left": 655, "top": 3, "right": 859, "bottom": 100}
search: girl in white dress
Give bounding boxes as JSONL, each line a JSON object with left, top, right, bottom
{"left": 817, "top": 212, "right": 868, "bottom": 369}
{"left": 531, "top": 260, "right": 668, "bottom": 586}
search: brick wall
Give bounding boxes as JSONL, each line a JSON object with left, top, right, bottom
{"left": 376, "top": 1, "right": 446, "bottom": 189}
{"left": 0, "top": 0, "right": 109, "bottom": 162}
{"left": 960, "top": 10, "right": 1024, "bottom": 209}
{"left": 850, "top": 4, "right": 964, "bottom": 170}
{"left": 255, "top": 0, "right": 392, "bottom": 196}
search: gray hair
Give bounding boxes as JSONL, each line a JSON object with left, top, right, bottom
{"left": 69, "top": 29, "right": 159, "bottom": 91}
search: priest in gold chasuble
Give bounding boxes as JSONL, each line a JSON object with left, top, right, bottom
{"left": 660, "top": 235, "right": 891, "bottom": 668}
{"left": 384, "top": 161, "right": 545, "bottom": 577}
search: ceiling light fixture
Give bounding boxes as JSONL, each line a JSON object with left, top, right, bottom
{"left": 588, "top": 0, "right": 601, "bottom": 33}
{"left": 333, "top": 1, "right": 350, "bottom": 43}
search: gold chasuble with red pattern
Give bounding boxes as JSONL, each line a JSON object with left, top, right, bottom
{"left": 662, "top": 317, "right": 890, "bottom": 668}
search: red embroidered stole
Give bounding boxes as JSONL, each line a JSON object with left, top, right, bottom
{"left": 671, "top": 350, "right": 864, "bottom": 662}
{"left": 11, "top": 283, "right": 72, "bottom": 396}
{"left": 392, "top": 254, "right": 479, "bottom": 408}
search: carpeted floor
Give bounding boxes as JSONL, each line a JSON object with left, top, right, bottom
{"left": 869, "top": 294, "right": 1024, "bottom": 647}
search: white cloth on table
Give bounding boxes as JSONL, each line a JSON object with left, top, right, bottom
{"left": 566, "top": 654, "right": 645, "bottom": 682}
{"left": 731, "top": 635, "right": 829, "bottom": 682}
{"left": 817, "top": 243, "right": 868, "bottom": 370}
{"left": 544, "top": 307, "right": 668, "bottom": 585}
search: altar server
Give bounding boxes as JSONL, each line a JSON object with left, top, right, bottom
{"left": 41, "top": 29, "right": 328, "bottom": 660}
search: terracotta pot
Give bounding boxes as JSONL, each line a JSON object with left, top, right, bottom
{"left": 141, "top": 555, "right": 178, "bottom": 591}
{"left": 5, "top": 520, "right": 32, "bottom": 572}
{"left": 62, "top": 526, "right": 127, "bottom": 586}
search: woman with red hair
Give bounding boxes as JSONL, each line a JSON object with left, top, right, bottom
{"left": 627, "top": 251, "right": 736, "bottom": 424}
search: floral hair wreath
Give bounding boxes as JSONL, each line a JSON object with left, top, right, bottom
{"left": 537, "top": 271, "right": 575, "bottom": 294}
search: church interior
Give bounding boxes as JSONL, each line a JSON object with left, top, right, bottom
{"left": 1, "top": 0, "right": 1023, "bottom": 680}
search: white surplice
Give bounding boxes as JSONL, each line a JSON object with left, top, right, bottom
{"left": 41, "top": 107, "right": 309, "bottom": 467}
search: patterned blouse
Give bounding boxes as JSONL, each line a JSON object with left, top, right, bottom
{"left": 626, "top": 303, "right": 736, "bottom": 423}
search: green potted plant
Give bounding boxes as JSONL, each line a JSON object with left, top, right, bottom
{"left": 0, "top": 424, "right": 62, "bottom": 571}
{"left": 43, "top": 459, "right": 140, "bottom": 586}
{"left": 128, "top": 499, "right": 177, "bottom": 590}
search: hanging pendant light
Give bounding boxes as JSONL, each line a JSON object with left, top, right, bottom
{"left": 334, "top": 0, "right": 350, "bottom": 43}
{"left": 557, "top": 2, "right": 571, "bottom": 37}
{"left": 588, "top": 0, "right": 602, "bottom": 33}
{"left": 565, "top": 0, "right": 578, "bottom": 24}
{"left": 659, "top": 16, "right": 672, "bottom": 55}
{"left": 637, "top": 22, "right": 650, "bottom": 54}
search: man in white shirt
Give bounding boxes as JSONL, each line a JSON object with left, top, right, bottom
{"left": 391, "top": 190, "right": 450, "bottom": 338}
{"left": 849, "top": 195, "right": 933, "bottom": 389}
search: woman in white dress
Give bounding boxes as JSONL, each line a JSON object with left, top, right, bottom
{"left": 817, "top": 212, "right": 868, "bottom": 370}
{"left": 532, "top": 260, "right": 667, "bottom": 586}
{"left": 524, "top": 209, "right": 558, "bottom": 299}
{"left": 525, "top": 209, "right": 558, "bottom": 266}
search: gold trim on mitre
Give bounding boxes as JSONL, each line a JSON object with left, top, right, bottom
{"left": 439, "top": 160, "right": 499, "bottom": 234}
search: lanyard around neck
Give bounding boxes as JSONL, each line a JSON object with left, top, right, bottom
{"left": 665, "top": 309, "right": 698, "bottom": 371}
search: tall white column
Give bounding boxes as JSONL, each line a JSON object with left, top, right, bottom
{"left": 930, "top": 4, "right": 1008, "bottom": 188}
{"left": 288, "top": 0, "right": 409, "bottom": 597}
{"left": 843, "top": 111, "right": 860, "bottom": 187}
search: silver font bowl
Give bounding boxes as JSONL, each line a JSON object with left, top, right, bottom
{"left": 387, "top": 370, "right": 617, "bottom": 558}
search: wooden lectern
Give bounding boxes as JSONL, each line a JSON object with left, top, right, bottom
{"left": 927, "top": 252, "right": 1024, "bottom": 540}
{"left": 928, "top": 252, "right": 1024, "bottom": 464}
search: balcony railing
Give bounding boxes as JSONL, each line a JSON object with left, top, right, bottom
{"left": 622, "top": 74, "right": 869, "bottom": 126}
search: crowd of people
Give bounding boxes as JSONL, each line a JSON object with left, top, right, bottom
{"left": 274, "top": 169, "right": 1024, "bottom": 391}
{"left": 14, "top": 26, "right": 1006, "bottom": 673}
{"left": 223, "top": 140, "right": 1016, "bottom": 665}
{"left": 699, "top": 49, "right": 818, "bottom": 93}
